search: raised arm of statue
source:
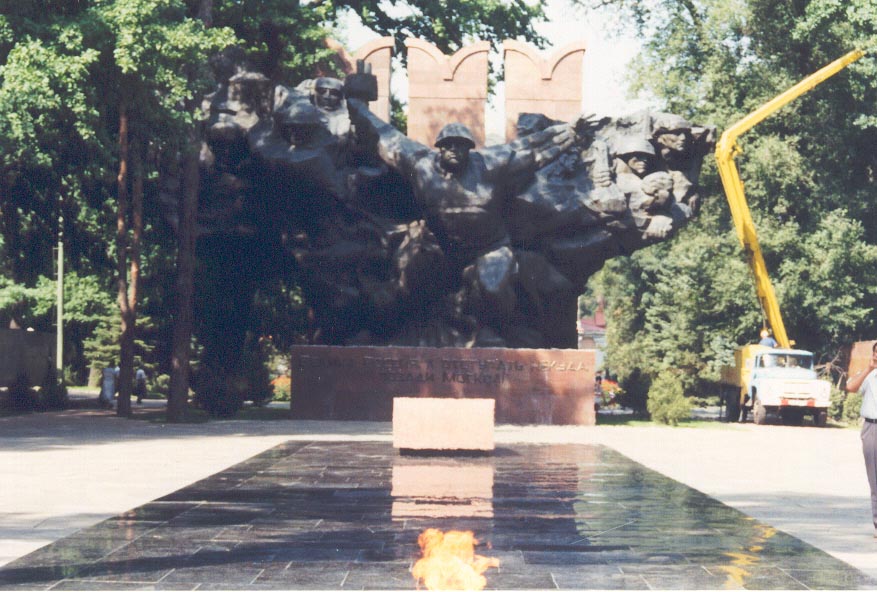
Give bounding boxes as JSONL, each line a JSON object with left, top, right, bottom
{"left": 503, "top": 122, "right": 575, "bottom": 177}
{"left": 347, "top": 98, "right": 430, "bottom": 179}
{"left": 582, "top": 139, "right": 613, "bottom": 188}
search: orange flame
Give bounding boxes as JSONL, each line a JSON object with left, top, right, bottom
{"left": 411, "top": 528, "right": 500, "bottom": 591}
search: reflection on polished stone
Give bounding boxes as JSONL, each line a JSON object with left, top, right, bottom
{"left": 392, "top": 461, "right": 494, "bottom": 518}
{"left": 0, "top": 441, "right": 873, "bottom": 590}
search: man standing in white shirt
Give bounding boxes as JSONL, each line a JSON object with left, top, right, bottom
{"left": 846, "top": 341, "right": 877, "bottom": 537}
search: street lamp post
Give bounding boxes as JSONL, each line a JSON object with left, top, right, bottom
{"left": 56, "top": 200, "right": 63, "bottom": 373}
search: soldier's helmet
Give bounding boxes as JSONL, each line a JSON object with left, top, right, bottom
{"left": 615, "top": 136, "right": 656, "bottom": 157}
{"left": 314, "top": 77, "right": 344, "bottom": 92}
{"left": 276, "top": 101, "right": 325, "bottom": 128}
{"left": 652, "top": 113, "right": 692, "bottom": 134}
{"left": 434, "top": 123, "right": 476, "bottom": 149}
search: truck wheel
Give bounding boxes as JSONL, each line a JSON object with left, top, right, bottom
{"left": 813, "top": 410, "right": 828, "bottom": 427}
{"left": 753, "top": 401, "right": 768, "bottom": 425}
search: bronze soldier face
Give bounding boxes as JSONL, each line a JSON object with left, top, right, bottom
{"left": 656, "top": 128, "right": 690, "bottom": 154}
{"left": 438, "top": 139, "right": 471, "bottom": 174}
{"left": 624, "top": 153, "right": 653, "bottom": 176}
{"left": 314, "top": 78, "right": 344, "bottom": 111}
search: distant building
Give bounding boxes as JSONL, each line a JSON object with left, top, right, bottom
{"left": 578, "top": 300, "right": 606, "bottom": 369}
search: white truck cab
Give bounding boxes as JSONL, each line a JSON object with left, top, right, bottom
{"left": 748, "top": 348, "right": 831, "bottom": 425}
{"left": 721, "top": 345, "right": 831, "bottom": 426}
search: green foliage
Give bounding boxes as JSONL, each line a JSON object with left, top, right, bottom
{"left": 7, "top": 373, "right": 36, "bottom": 412}
{"left": 0, "top": 0, "right": 235, "bottom": 386}
{"left": 614, "top": 369, "right": 650, "bottom": 416}
{"left": 336, "top": 0, "right": 546, "bottom": 55}
{"left": 584, "top": 0, "right": 877, "bottom": 401}
{"left": 646, "top": 370, "right": 692, "bottom": 426}
{"left": 83, "top": 312, "right": 158, "bottom": 378}
{"left": 152, "top": 373, "right": 171, "bottom": 398}
{"left": 236, "top": 336, "right": 274, "bottom": 407}
{"left": 194, "top": 332, "right": 273, "bottom": 417}
{"left": 38, "top": 365, "right": 68, "bottom": 410}
{"left": 389, "top": 93, "right": 408, "bottom": 135}
{"left": 829, "top": 385, "right": 846, "bottom": 421}
{"left": 95, "top": 0, "right": 237, "bottom": 130}
{"left": 194, "top": 367, "right": 244, "bottom": 417}
{"left": 843, "top": 390, "right": 863, "bottom": 424}
{"left": 82, "top": 314, "right": 120, "bottom": 372}
{"left": 206, "top": 0, "right": 547, "bottom": 85}
{"left": 271, "top": 376, "right": 291, "bottom": 402}
{"left": 0, "top": 0, "right": 551, "bottom": 408}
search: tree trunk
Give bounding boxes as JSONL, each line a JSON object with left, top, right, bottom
{"left": 166, "top": 0, "right": 211, "bottom": 422}
{"left": 167, "top": 134, "right": 200, "bottom": 422}
{"left": 116, "top": 101, "right": 134, "bottom": 418}
{"left": 130, "top": 138, "right": 144, "bottom": 385}
{"left": 198, "top": 0, "right": 213, "bottom": 27}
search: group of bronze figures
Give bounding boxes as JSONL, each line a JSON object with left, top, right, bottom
{"left": 187, "top": 59, "right": 713, "bottom": 363}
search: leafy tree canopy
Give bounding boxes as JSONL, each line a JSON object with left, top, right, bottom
{"left": 0, "top": 0, "right": 550, "bottom": 383}
{"left": 581, "top": 0, "right": 877, "bottom": 396}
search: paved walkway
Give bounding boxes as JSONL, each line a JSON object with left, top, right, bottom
{"left": 1, "top": 406, "right": 875, "bottom": 584}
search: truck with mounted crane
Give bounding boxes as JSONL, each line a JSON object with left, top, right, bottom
{"left": 715, "top": 49, "right": 865, "bottom": 425}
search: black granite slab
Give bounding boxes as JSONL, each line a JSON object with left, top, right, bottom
{"left": 1, "top": 440, "right": 873, "bottom": 590}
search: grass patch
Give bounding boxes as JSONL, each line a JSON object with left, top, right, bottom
{"left": 127, "top": 402, "right": 289, "bottom": 424}
{"left": 596, "top": 412, "right": 744, "bottom": 429}
{"left": 596, "top": 412, "right": 856, "bottom": 429}
{"left": 234, "top": 405, "right": 291, "bottom": 420}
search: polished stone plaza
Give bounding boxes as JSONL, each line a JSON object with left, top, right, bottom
{"left": 0, "top": 440, "right": 874, "bottom": 590}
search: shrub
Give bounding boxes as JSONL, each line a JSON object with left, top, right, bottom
{"left": 238, "top": 341, "right": 274, "bottom": 407}
{"left": 38, "top": 366, "right": 68, "bottom": 410}
{"left": 153, "top": 374, "right": 171, "bottom": 398}
{"left": 194, "top": 332, "right": 274, "bottom": 416}
{"left": 271, "top": 375, "right": 291, "bottom": 402}
{"left": 194, "top": 366, "right": 244, "bottom": 417}
{"left": 647, "top": 370, "right": 692, "bottom": 426}
{"left": 843, "top": 390, "right": 863, "bottom": 424}
{"left": 616, "top": 369, "right": 650, "bottom": 416}
{"left": 829, "top": 386, "right": 847, "bottom": 421}
{"left": 8, "top": 373, "right": 37, "bottom": 412}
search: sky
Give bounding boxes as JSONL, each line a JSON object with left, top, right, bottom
{"left": 338, "top": 0, "right": 654, "bottom": 143}
{"left": 535, "top": 0, "right": 650, "bottom": 116}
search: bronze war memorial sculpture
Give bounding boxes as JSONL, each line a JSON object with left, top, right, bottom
{"left": 179, "top": 56, "right": 714, "bottom": 401}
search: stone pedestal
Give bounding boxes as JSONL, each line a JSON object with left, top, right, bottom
{"left": 393, "top": 397, "right": 495, "bottom": 451}
{"left": 290, "top": 345, "right": 596, "bottom": 425}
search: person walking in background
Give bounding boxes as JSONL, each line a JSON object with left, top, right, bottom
{"left": 134, "top": 368, "right": 147, "bottom": 405}
{"left": 845, "top": 341, "right": 877, "bottom": 538}
{"left": 99, "top": 366, "right": 116, "bottom": 409}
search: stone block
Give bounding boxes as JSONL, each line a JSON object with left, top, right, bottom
{"left": 353, "top": 37, "right": 394, "bottom": 123}
{"left": 503, "top": 40, "right": 587, "bottom": 141}
{"left": 405, "top": 39, "right": 489, "bottom": 147}
{"left": 392, "top": 397, "right": 494, "bottom": 451}
{"left": 849, "top": 340, "right": 877, "bottom": 378}
{"left": 290, "top": 345, "right": 596, "bottom": 425}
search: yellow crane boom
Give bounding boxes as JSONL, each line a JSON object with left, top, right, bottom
{"left": 715, "top": 49, "right": 865, "bottom": 348}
